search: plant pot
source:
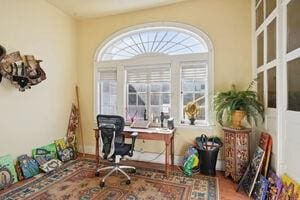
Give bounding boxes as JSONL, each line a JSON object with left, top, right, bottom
{"left": 231, "top": 110, "right": 245, "bottom": 129}
{"left": 189, "top": 117, "right": 195, "bottom": 125}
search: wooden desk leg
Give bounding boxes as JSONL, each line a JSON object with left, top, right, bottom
{"left": 165, "top": 141, "right": 169, "bottom": 175}
{"left": 171, "top": 135, "right": 174, "bottom": 166}
{"left": 95, "top": 129, "right": 100, "bottom": 166}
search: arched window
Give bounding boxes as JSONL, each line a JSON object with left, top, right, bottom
{"left": 95, "top": 23, "right": 214, "bottom": 126}
{"left": 99, "top": 28, "right": 208, "bottom": 61}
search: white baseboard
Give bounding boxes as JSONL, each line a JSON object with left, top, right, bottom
{"left": 80, "top": 145, "right": 224, "bottom": 171}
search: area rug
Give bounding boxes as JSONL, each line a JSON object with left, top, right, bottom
{"left": 0, "top": 158, "right": 219, "bottom": 200}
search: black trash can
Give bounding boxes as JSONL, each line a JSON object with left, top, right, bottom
{"left": 195, "top": 135, "right": 223, "bottom": 176}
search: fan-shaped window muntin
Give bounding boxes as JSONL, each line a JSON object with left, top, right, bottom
{"left": 100, "top": 27, "right": 208, "bottom": 61}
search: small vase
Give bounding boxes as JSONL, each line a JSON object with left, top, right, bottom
{"left": 231, "top": 110, "right": 245, "bottom": 129}
{"left": 189, "top": 117, "right": 195, "bottom": 125}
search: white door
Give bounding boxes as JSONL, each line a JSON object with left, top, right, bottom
{"left": 282, "top": 0, "right": 300, "bottom": 182}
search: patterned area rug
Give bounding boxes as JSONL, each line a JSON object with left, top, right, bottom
{"left": 0, "top": 159, "right": 218, "bottom": 200}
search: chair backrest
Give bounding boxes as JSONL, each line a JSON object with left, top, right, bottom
{"left": 96, "top": 115, "right": 125, "bottom": 159}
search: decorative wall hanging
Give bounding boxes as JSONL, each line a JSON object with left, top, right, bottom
{"left": 66, "top": 104, "right": 79, "bottom": 152}
{"left": 0, "top": 155, "right": 18, "bottom": 190}
{"left": 0, "top": 45, "right": 46, "bottom": 91}
{"left": 0, "top": 45, "right": 6, "bottom": 83}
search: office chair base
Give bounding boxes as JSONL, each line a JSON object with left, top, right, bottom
{"left": 97, "top": 165, "right": 136, "bottom": 187}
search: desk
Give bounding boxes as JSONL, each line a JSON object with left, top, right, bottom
{"left": 93, "top": 126, "right": 175, "bottom": 174}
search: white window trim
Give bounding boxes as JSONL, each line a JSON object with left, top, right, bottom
{"left": 94, "top": 22, "right": 214, "bottom": 127}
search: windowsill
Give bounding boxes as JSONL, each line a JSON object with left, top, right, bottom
{"left": 176, "top": 123, "right": 216, "bottom": 130}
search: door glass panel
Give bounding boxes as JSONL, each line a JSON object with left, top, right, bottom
{"left": 287, "top": 58, "right": 300, "bottom": 111}
{"left": 267, "top": 67, "right": 276, "bottom": 108}
{"left": 266, "top": 0, "right": 276, "bottom": 17}
{"left": 257, "top": 32, "right": 264, "bottom": 67}
{"left": 257, "top": 72, "right": 264, "bottom": 105}
{"left": 256, "top": 1, "right": 264, "bottom": 29}
{"left": 267, "top": 19, "right": 276, "bottom": 63}
{"left": 287, "top": 0, "right": 300, "bottom": 53}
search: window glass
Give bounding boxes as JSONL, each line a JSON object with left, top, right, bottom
{"left": 267, "top": 19, "right": 276, "bottom": 63}
{"left": 257, "top": 32, "right": 264, "bottom": 67}
{"left": 287, "top": 58, "right": 300, "bottom": 111}
{"left": 101, "top": 29, "right": 208, "bottom": 61}
{"left": 266, "top": 0, "right": 276, "bottom": 18}
{"left": 99, "top": 71, "right": 117, "bottom": 115}
{"left": 126, "top": 67, "right": 171, "bottom": 121}
{"left": 100, "top": 80, "right": 117, "bottom": 115}
{"left": 287, "top": 0, "right": 300, "bottom": 53}
{"left": 256, "top": 1, "right": 264, "bottom": 29}
{"left": 181, "top": 64, "right": 207, "bottom": 122}
{"left": 257, "top": 72, "right": 264, "bottom": 105}
{"left": 267, "top": 67, "right": 276, "bottom": 108}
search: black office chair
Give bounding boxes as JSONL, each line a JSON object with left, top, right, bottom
{"left": 95, "top": 114, "right": 138, "bottom": 187}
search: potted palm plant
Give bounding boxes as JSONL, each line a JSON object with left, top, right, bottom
{"left": 213, "top": 82, "right": 264, "bottom": 129}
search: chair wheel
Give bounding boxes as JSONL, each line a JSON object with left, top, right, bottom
{"left": 95, "top": 172, "right": 100, "bottom": 177}
{"left": 126, "top": 180, "right": 131, "bottom": 185}
{"left": 100, "top": 181, "right": 105, "bottom": 187}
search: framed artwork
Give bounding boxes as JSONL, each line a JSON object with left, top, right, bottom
{"left": 253, "top": 175, "right": 269, "bottom": 200}
{"left": 267, "top": 170, "right": 282, "bottom": 200}
{"left": 259, "top": 132, "right": 272, "bottom": 176}
{"left": 237, "top": 147, "right": 265, "bottom": 196}
{"left": 0, "top": 155, "right": 18, "bottom": 190}
{"left": 278, "top": 174, "right": 300, "bottom": 200}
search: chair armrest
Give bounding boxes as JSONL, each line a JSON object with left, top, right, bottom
{"left": 129, "top": 132, "right": 138, "bottom": 156}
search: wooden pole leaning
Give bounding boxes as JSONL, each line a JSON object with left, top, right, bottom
{"left": 76, "top": 85, "right": 85, "bottom": 156}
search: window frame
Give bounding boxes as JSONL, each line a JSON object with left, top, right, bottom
{"left": 180, "top": 61, "right": 209, "bottom": 125}
{"left": 94, "top": 22, "right": 214, "bottom": 127}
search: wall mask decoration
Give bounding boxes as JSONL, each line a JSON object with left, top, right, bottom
{"left": 0, "top": 45, "right": 6, "bottom": 83}
{"left": 0, "top": 45, "right": 46, "bottom": 91}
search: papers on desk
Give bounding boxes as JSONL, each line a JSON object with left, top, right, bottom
{"left": 124, "top": 126, "right": 174, "bottom": 134}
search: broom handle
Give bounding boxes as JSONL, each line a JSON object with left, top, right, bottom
{"left": 76, "top": 85, "right": 85, "bottom": 156}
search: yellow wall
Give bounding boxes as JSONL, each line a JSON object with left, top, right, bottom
{"left": 0, "top": 0, "right": 77, "bottom": 158}
{"left": 77, "top": 0, "right": 252, "bottom": 156}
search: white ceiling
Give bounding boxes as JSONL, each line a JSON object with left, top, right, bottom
{"left": 46, "top": 0, "right": 187, "bottom": 19}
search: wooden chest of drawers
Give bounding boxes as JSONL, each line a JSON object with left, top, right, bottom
{"left": 223, "top": 127, "right": 251, "bottom": 182}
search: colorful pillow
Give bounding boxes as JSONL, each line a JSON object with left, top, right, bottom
{"left": 40, "top": 159, "right": 63, "bottom": 173}
{"left": 0, "top": 155, "right": 18, "bottom": 190}
{"left": 57, "top": 147, "right": 74, "bottom": 162}
{"left": 17, "top": 155, "right": 40, "bottom": 179}
{"left": 54, "top": 138, "right": 67, "bottom": 152}
{"left": 32, "top": 143, "right": 57, "bottom": 160}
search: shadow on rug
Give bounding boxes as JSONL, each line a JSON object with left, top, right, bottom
{"left": 0, "top": 159, "right": 218, "bottom": 200}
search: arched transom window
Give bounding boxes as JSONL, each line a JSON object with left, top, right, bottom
{"left": 95, "top": 23, "right": 214, "bottom": 126}
{"left": 99, "top": 27, "right": 208, "bottom": 61}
